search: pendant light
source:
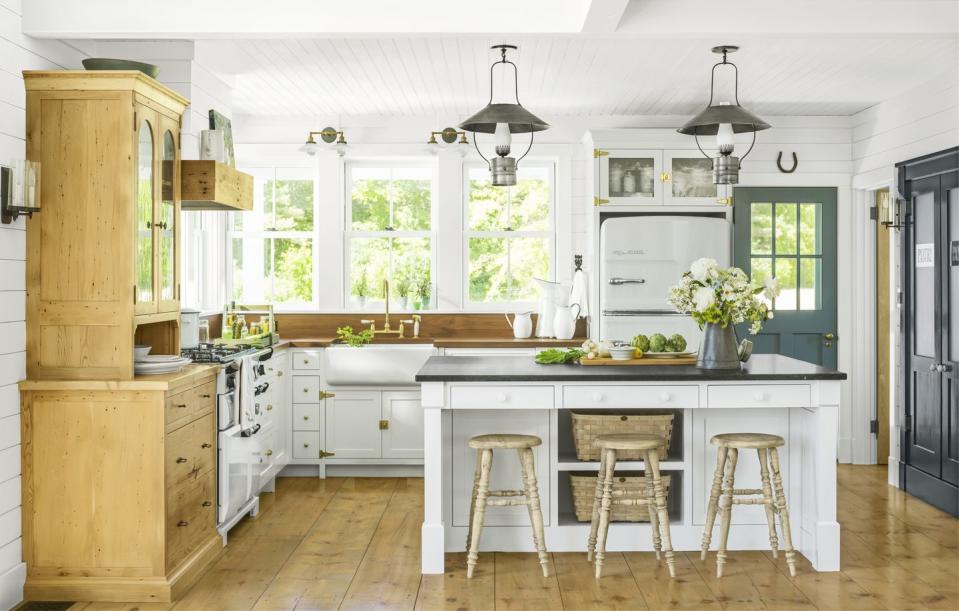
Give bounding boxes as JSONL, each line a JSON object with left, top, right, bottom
{"left": 460, "top": 44, "right": 549, "bottom": 186}
{"left": 677, "top": 45, "right": 770, "bottom": 185}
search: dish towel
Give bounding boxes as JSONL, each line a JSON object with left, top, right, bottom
{"left": 238, "top": 355, "right": 257, "bottom": 433}
{"left": 569, "top": 269, "right": 589, "bottom": 318}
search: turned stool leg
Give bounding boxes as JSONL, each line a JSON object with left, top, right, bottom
{"left": 465, "top": 449, "right": 482, "bottom": 549}
{"left": 701, "top": 446, "right": 728, "bottom": 560}
{"left": 757, "top": 447, "right": 780, "bottom": 559}
{"left": 466, "top": 448, "right": 493, "bottom": 579}
{"left": 594, "top": 448, "right": 617, "bottom": 579}
{"left": 769, "top": 447, "right": 797, "bottom": 577}
{"left": 586, "top": 449, "right": 608, "bottom": 562}
{"left": 646, "top": 465, "right": 661, "bottom": 560}
{"left": 646, "top": 449, "right": 675, "bottom": 578}
{"left": 519, "top": 447, "right": 549, "bottom": 577}
{"left": 716, "top": 447, "right": 738, "bottom": 578}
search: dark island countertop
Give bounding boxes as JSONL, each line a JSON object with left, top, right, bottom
{"left": 415, "top": 353, "right": 847, "bottom": 382}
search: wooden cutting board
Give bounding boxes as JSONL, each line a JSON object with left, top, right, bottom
{"left": 580, "top": 355, "right": 697, "bottom": 366}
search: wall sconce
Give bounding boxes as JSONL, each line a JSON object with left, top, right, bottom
{"left": 301, "top": 127, "right": 348, "bottom": 157}
{"left": 873, "top": 189, "right": 904, "bottom": 230}
{"left": 426, "top": 127, "right": 469, "bottom": 156}
{"left": 1, "top": 160, "right": 41, "bottom": 224}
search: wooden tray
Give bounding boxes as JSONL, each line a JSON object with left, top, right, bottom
{"left": 580, "top": 355, "right": 697, "bottom": 366}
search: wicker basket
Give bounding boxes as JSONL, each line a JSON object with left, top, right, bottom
{"left": 569, "top": 472, "right": 672, "bottom": 522}
{"left": 570, "top": 412, "right": 674, "bottom": 461}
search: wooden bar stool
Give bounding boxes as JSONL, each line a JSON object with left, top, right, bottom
{"left": 586, "top": 433, "right": 675, "bottom": 579}
{"left": 701, "top": 433, "right": 796, "bottom": 578}
{"left": 465, "top": 434, "right": 549, "bottom": 578}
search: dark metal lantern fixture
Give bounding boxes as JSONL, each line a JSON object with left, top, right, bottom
{"left": 678, "top": 45, "right": 770, "bottom": 185}
{"left": 460, "top": 44, "right": 549, "bottom": 186}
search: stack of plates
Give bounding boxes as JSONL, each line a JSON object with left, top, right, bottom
{"left": 135, "top": 354, "right": 192, "bottom": 375}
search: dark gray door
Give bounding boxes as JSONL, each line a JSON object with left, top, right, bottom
{"left": 733, "top": 187, "right": 838, "bottom": 368}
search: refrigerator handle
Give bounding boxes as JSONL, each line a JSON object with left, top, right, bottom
{"left": 608, "top": 277, "right": 646, "bottom": 285}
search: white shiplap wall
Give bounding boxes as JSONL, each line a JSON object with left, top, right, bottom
{"left": 0, "top": 1, "right": 88, "bottom": 607}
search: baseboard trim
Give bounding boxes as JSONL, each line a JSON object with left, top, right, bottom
{"left": 838, "top": 437, "right": 852, "bottom": 464}
{"left": 326, "top": 465, "right": 423, "bottom": 478}
{"left": 887, "top": 457, "right": 900, "bottom": 487}
{"left": 0, "top": 562, "right": 25, "bottom": 611}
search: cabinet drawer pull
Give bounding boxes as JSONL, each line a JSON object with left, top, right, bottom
{"left": 199, "top": 394, "right": 211, "bottom": 399}
{"left": 201, "top": 443, "right": 212, "bottom": 449}
{"left": 176, "top": 457, "right": 188, "bottom": 464}
{"left": 202, "top": 501, "right": 212, "bottom": 507}
{"left": 302, "top": 388, "right": 309, "bottom": 393}
{"left": 303, "top": 359, "right": 309, "bottom": 364}
{"left": 177, "top": 520, "right": 189, "bottom": 527}
{"left": 175, "top": 403, "right": 187, "bottom": 408}
{"left": 266, "top": 404, "right": 273, "bottom": 411}
{"left": 753, "top": 392, "right": 769, "bottom": 401}
{"left": 278, "top": 371, "right": 284, "bottom": 376}
{"left": 303, "top": 443, "right": 310, "bottom": 448}
{"left": 303, "top": 415, "right": 309, "bottom": 420}
{"left": 660, "top": 392, "right": 672, "bottom": 402}
{"left": 591, "top": 393, "right": 605, "bottom": 402}
{"left": 496, "top": 392, "right": 508, "bottom": 403}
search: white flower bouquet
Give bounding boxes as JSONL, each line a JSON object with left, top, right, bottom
{"left": 667, "top": 258, "right": 780, "bottom": 335}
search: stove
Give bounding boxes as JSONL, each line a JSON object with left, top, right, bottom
{"left": 181, "top": 342, "right": 258, "bottom": 364}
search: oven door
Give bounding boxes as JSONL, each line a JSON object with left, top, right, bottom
{"left": 218, "top": 427, "right": 254, "bottom": 526}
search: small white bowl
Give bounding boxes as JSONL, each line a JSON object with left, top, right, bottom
{"left": 134, "top": 345, "right": 152, "bottom": 360}
{"left": 608, "top": 346, "right": 636, "bottom": 361}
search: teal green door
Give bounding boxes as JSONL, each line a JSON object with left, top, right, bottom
{"left": 733, "top": 187, "right": 838, "bottom": 368}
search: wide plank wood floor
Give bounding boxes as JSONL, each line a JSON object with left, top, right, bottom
{"left": 66, "top": 465, "right": 958, "bottom": 611}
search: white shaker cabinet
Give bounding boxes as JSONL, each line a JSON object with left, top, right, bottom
{"left": 382, "top": 391, "right": 425, "bottom": 459}
{"left": 325, "top": 391, "right": 382, "bottom": 459}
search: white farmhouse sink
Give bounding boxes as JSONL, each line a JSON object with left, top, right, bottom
{"left": 323, "top": 343, "right": 436, "bottom": 386}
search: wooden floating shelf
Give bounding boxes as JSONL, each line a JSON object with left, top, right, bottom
{"left": 180, "top": 160, "right": 253, "bottom": 211}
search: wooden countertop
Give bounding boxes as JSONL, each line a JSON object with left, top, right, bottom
{"left": 273, "top": 337, "right": 584, "bottom": 349}
{"left": 20, "top": 364, "right": 220, "bottom": 391}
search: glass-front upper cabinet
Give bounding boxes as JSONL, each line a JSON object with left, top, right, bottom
{"left": 158, "top": 121, "right": 179, "bottom": 313}
{"left": 134, "top": 113, "right": 156, "bottom": 315}
{"left": 663, "top": 150, "right": 718, "bottom": 205}
{"left": 596, "top": 150, "right": 662, "bottom": 205}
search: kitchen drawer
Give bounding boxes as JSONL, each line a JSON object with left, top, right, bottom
{"left": 166, "top": 414, "right": 215, "bottom": 489}
{"left": 293, "top": 431, "right": 321, "bottom": 459}
{"left": 707, "top": 384, "right": 811, "bottom": 408}
{"left": 292, "top": 375, "right": 321, "bottom": 402}
{"left": 293, "top": 350, "right": 322, "bottom": 370}
{"left": 166, "top": 470, "right": 216, "bottom": 571}
{"left": 293, "top": 403, "right": 321, "bottom": 431}
{"left": 450, "top": 385, "right": 554, "bottom": 410}
{"left": 563, "top": 385, "right": 698, "bottom": 409}
{"left": 165, "top": 379, "right": 215, "bottom": 432}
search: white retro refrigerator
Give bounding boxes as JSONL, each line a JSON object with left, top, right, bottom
{"left": 599, "top": 215, "right": 731, "bottom": 345}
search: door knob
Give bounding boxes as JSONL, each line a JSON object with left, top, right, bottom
{"left": 936, "top": 364, "right": 954, "bottom": 373}
{"left": 823, "top": 331, "right": 836, "bottom": 347}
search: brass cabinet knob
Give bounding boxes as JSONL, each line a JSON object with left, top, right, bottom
{"left": 175, "top": 403, "right": 187, "bottom": 408}
{"left": 303, "top": 359, "right": 309, "bottom": 364}
{"left": 303, "top": 443, "right": 310, "bottom": 448}
{"left": 278, "top": 371, "right": 284, "bottom": 376}
{"left": 303, "top": 415, "right": 309, "bottom": 420}
{"left": 176, "top": 457, "right": 187, "bottom": 464}
{"left": 302, "top": 388, "right": 309, "bottom": 393}
{"left": 265, "top": 449, "right": 273, "bottom": 456}
{"left": 266, "top": 404, "right": 273, "bottom": 411}
{"left": 379, "top": 419, "right": 389, "bottom": 430}
{"left": 200, "top": 394, "right": 212, "bottom": 399}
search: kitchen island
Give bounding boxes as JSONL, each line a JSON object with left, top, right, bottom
{"left": 415, "top": 353, "right": 846, "bottom": 574}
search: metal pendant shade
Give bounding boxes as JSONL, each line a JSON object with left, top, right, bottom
{"left": 460, "top": 103, "right": 549, "bottom": 134}
{"left": 677, "top": 103, "right": 770, "bottom": 136}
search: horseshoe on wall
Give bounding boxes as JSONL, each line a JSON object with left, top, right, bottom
{"left": 777, "top": 151, "right": 798, "bottom": 173}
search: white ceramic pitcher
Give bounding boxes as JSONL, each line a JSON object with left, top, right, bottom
{"left": 504, "top": 311, "right": 533, "bottom": 339}
{"left": 552, "top": 304, "right": 581, "bottom": 340}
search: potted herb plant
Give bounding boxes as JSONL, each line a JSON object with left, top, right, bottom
{"left": 668, "top": 258, "right": 779, "bottom": 369}
{"left": 394, "top": 273, "right": 412, "bottom": 310}
{"left": 352, "top": 270, "right": 369, "bottom": 309}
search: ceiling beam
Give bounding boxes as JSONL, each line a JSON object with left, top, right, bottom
{"left": 580, "top": 0, "right": 631, "bottom": 33}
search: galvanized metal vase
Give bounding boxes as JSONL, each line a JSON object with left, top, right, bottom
{"left": 697, "top": 322, "right": 742, "bottom": 370}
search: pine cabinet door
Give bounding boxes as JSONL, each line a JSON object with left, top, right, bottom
{"left": 134, "top": 105, "right": 159, "bottom": 315}
{"left": 157, "top": 115, "right": 180, "bottom": 312}
{"left": 325, "top": 391, "right": 382, "bottom": 459}
{"left": 382, "top": 391, "right": 424, "bottom": 459}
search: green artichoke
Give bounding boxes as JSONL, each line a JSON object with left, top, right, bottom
{"left": 668, "top": 334, "right": 687, "bottom": 352}
{"left": 631, "top": 334, "right": 650, "bottom": 351}
{"left": 649, "top": 333, "right": 668, "bottom": 352}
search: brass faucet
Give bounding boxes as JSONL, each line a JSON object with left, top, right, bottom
{"left": 360, "top": 279, "right": 403, "bottom": 337}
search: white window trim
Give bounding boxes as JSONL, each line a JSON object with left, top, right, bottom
{"left": 462, "top": 160, "right": 556, "bottom": 311}
{"left": 343, "top": 160, "right": 438, "bottom": 309}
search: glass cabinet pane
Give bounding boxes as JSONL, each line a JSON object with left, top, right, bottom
{"left": 136, "top": 120, "right": 154, "bottom": 305}
{"left": 608, "top": 157, "right": 655, "bottom": 198}
{"left": 670, "top": 157, "right": 716, "bottom": 198}
{"left": 159, "top": 130, "right": 176, "bottom": 302}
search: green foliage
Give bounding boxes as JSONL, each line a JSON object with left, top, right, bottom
{"left": 535, "top": 348, "right": 585, "bottom": 364}
{"left": 336, "top": 325, "right": 374, "bottom": 347}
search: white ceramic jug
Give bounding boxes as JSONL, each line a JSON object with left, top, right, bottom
{"left": 552, "top": 304, "right": 581, "bottom": 340}
{"left": 504, "top": 311, "right": 533, "bottom": 339}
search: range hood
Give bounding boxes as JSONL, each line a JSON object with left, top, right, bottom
{"left": 180, "top": 160, "right": 253, "bottom": 212}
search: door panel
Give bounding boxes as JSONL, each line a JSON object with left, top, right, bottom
{"left": 382, "top": 391, "right": 424, "bottom": 459}
{"left": 598, "top": 150, "right": 662, "bottom": 205}
{"left": 326, "top": 391, "right": 381, "bottom": 459}
{"left": 942, "top": 181, "right": 959, "bottom": 485}
{"left": 911, "top": 369, "right": 942, "bottom": 476}
{"left": 733, "top": 187, "right": 838, "bottom": 367}
{"left": 663, "top": 150, "right": 717, "bottom": 206}
{"left": 158, "top": 118, "right": 179, "bottom": 313}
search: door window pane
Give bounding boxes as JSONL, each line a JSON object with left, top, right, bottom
{"left": 799, "top": 258, "right": 820, "bottom": 310}
{"left": 136, "top": 120, "right": 154, "bottom": 304}
{"left": 799, "top": 203, "right": 821, "bottom": 255}
{"left": 774, "top": 203, "right": 798, "bottom": 254}
{"left": 775, "top": 258, "right": 798, "bottom": 310}
{"left": 751, "top": 203, "right": 773, "bottom": 254}
{"left": 609, "top": 157, "right": 655, "bottom": 198}
{"left": 750, "top": 257, "right": 773, "bottom": 306}
{"left": 950, "top": 188, "right": 959, "bottom": 362}
{"left": 914, "top": 191, "right": 936, "bottom": 357}
{"left": 671, "top": 157, "right": 716, "bottom": 198}
{"left": 159, "top": 131, "right": 176, "bottom": 301}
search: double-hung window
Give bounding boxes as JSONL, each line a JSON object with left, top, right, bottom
{"left": 346, "top": 163, "right": 435, "bottom": 309}
{"left": 229, "top": 167, "right": 316, "bottom": 308}
{"left": 465, "top": 162, "right": 554, "bottom": 307}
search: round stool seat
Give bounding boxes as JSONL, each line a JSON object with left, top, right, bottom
{"left": 593, "top": 433, "right": 663, "bottom": 451}
{"left": 468, "top": 433, "right": 542, "bottom": 450}
{"left": 710, "top": 433, "right": 785, "bottom": 449}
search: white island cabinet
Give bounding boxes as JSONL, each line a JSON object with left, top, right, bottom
{"left": 416, "top": 353, "right": 846, "bottom": 575}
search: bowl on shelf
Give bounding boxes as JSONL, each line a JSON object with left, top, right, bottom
{"left": 82, "top": 58, "right": 160, "bottom": 78}
{"left": 608, "top": 346, "right": 636, "bottom": 360}
{"left": 134, "top": 345, "right": 152, "bottom": 361}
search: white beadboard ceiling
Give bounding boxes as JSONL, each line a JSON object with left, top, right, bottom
{"left": 206, "top": 35, "right": 958, "bottom": 118}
